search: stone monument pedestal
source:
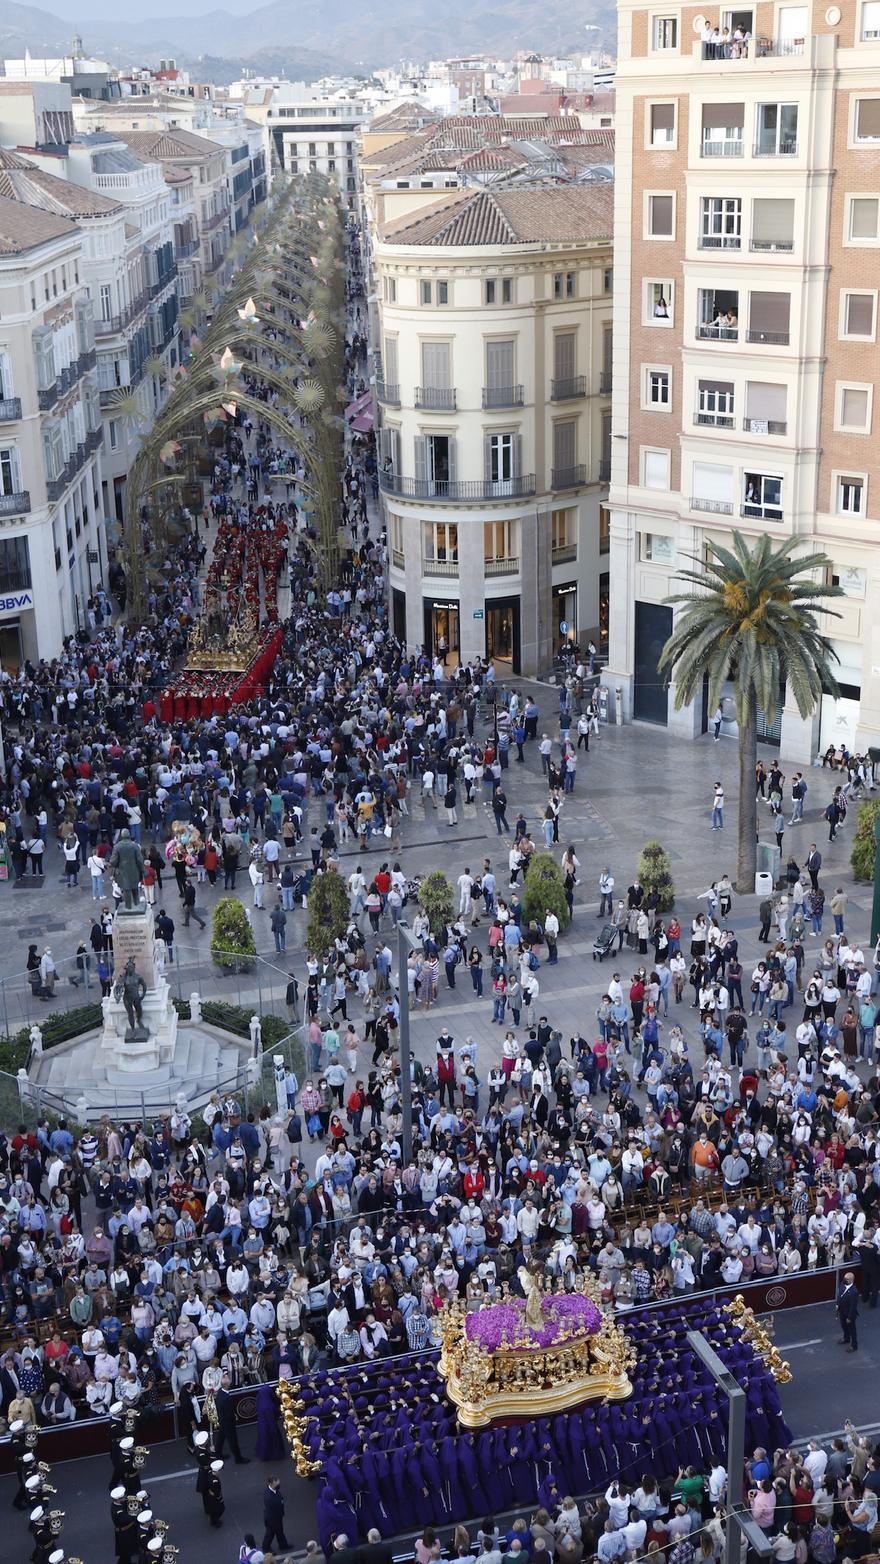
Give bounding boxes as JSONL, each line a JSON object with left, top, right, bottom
{"left": 100, "top": 903, "right": 178, "bottom": 1075}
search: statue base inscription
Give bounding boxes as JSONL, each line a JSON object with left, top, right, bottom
{"left": 100, "top": 904, "right": 178, "bottom": 1074}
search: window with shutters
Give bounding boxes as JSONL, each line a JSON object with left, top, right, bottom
{"left": 32, "top": 327, "right": 56, "bottom": 391}
{"left": 0, "top": 353, "right": 13, "bottom": 403}
{"left": 0, "top": 446, "right": 22, "bottom": 496}
{"left": 854, "top": 99, "right": 880, "bottom": 142}
{"left": 751, "top": 198, "right": 795, "bottom": 252}
{"left": 485, "top": 339, "right": 516, "bottom": 405}
{"left": 383, "top": 276, "right": 396, "bottom": 303}
{"left": 841, "top": 291, "right": 876, "bottom": 339}
{"left": 701, "top": 102, "right": 744, "bottom": 157}
{"left": 697, "top": 380, "right": 735, "bottom": 428}
{"left": 553, "top": 271, "right": 576, "bottom": 299}
{"left": 421, "top": 341, "right": 451, "bottom": 387}
{"left": 862, "top": 0, "right": 880, "bottom": 37}
{"left": 744, "top": 382, "right": 787, "bottom": 434}
{"left": 836, "top": 475, "right": 865, "bottom": 515}
{"left": 748, "top": 291, "right": 791, "bottom": 345}
{"left": 99, "top": 282, "right": 112, "bottom": 322}
{"left": 648, "top": 102, "right": 676, "bottom": 147}
{"left": 598, "top": 503, "right": 610, "bottom": 553}
{"left": 835, "top": 384, "right": 872, "bottom": 433}
{"left": 646, "top": 193, "right": 674, "bottom": 238}
{"left": 552, "top": 420, "right": 576, "bottom": 475}
{"left": 553, "top": 332, "right": 575, "bottom": 381}
{"left": 847, "top": 196, "right": 880, "bottom": 243}
{"left": 389, "top": 514, "right": 404, "bottom": 566}
{"left": 692, "top": 462, "right": 734, "bottom": 512}
{"left": 643, "top": 449, "right": 670, "bottom": 491}
{"left": 383, "top": 335, "right": 399, "bottom": 388}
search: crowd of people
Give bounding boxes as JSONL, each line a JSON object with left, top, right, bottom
{"left": 0, "top": 203, "right": 878, "bottom": 1564}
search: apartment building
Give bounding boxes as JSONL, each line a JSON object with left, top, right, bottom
{"left": 0, "top": 196, "right": 104, "bottom": 666}
{"left": 104, "top": 129, "right": 231, "bottom": 288}
{"left": 253, "top": 85, "right": 368, "bottom": 208}
{"left": 607, "top": 0, "right": 880, "bottom": 758}
{"left": 373, "top": 185, "right": 614, "bottom": 675}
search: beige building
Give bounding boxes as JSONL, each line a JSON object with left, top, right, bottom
{"left": 607, "top": 0, "right": 880, "bottom": 757}
{"left": 373, "top": 185, "right": 614, "bottom": 674}
{"left": 0, "top": 196, "right": 103, "bottom": 665}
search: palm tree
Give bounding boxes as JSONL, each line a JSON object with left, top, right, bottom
{"left": 658, "top": 532, "right": 842, "bottom": 891}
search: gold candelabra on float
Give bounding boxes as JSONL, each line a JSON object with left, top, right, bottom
{"left": 277, "top": 1380, "right": 321, "bottom": 1476}
{"left": 723, "top": 1294, "right": 792, "bottom": 1383}
{"left": 439, "top": 1272, "right": 636, "bottom": 1429}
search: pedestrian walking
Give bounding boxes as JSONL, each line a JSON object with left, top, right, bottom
{"left": 182, "top": 880, "right": 206, "bottom": 931}
{"left": 262, "top": 1476, "right": 289, "bottom": 1552}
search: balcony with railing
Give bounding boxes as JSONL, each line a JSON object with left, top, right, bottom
{"left": 202, "top": 206, "right": 230, "bottom": 233}
{"left": 696, "top": 410, "right": 735, "bottom": 429}
{"left": 150, "top": 263, "right": 178, "bottom": 299}
{"left": 753, "top": 140, "right": 798, "bottom": 156}
{"left": 376, "top": 381, "right": 400, "bottom": 406}
{"left": 205, "top": 253, "right": 225, "bottom": 275}
{"left": 742, "top": 417, "right": 787, "bottom": 435}
{"left": 550, "top": 376, "right": 586, "bottom": 401}
{"left": 485, "top": 556, "right": 519, "bottom": 576}
{"left": 95, "top": 292, "right": 149, "bottom": 337}
{"left": 0, "top": 397, "right": 22, "bottom": 421}
{"left": 697, "top": 36, "right": 806, "bottom": 62}
{"left": 750, "top": 238, "right": 794, "bottom": 253}
{"left": 699, "top": 233, "right": 741, "bottom": 251}
{"left": 422, "top": 556, "right": 459, "bottom": 576}
{"left": 746, "top": 329, "right": 790, "bottom": 346}
{"left": 552, "top": 465, "right": 587, "bottom": 490}
{"left": 414, "top": 386, "right": 457, "bottom": 411}
{"left": 0, "top": 491, "right": 30, "bottom": 516}
{"left": 78, "top": 349, "right": 97, "bottom": 374}
{"left": 691, "top": 496, "right": 733, "bottom": 514}
{"left": 87, "top": 427, "right": 104, "bottom": 452}
{"left": 175, "top": 237, "right": 199, "bottom": 260}
{"left": 697, "top": 322, "right": 739, "bottom": 342}
{"left": 551, "top": 543, "right": 578, "bottom": 564}
{"left": 379, "top": 472, "right": 537, "bottom": 502}
{"left": 701, "top": 136, "right": 744, "bottom": 157}
{"left": 37, "top": 382, "right": 58, "bottom": 411}
{"left": 482, "top": 384, "right": 524, "bottom": 409}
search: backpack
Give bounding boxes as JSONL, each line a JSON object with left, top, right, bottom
{"left": 286, "top": 1114, "right": 302, "bottom": 1144}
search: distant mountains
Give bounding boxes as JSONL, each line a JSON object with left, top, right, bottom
{"left": 0, "top": 0, "right": 616, "bottom": 79}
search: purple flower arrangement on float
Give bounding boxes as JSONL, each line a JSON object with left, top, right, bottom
{"left": 465, "top": 1293, "right": 602, "bottom": 1352}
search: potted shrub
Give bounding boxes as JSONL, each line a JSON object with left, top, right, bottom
{"left": 305, "top": 868, "right": 350, "bottom": 953}
{"left": 521, "top": 852, "right": 571, "bottom": 932}
{"left": 418, "top": 870, "right": 455, "bottom": 939}
{"left": 211, "top": 896, "right": 257, "bottom": 973}
{"left": 637, "top": 841, "right": 675, "bottom": 911}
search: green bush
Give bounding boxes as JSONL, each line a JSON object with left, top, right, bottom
{"left": 637, "top": 841, "right": 675, "bottom": 912}
{"left": 851, "top": 799, "right": 880, "bottom": 882}
{"left": 305, "top": 867, "right": 351, "bottom": 953}
{"left": 211, "top": 897, "right": 257, "bottom": 968}
{"left": 521, "top": 851, "right": 571, "bottom": 932}
{"left": 418, "top": 870, "right": 455, "bottom": 938}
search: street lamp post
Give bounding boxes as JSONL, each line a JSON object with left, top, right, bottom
{"left": 686, "top": 1331, "right": 773, "bottom": 1564}
{"left": 396, "top": 920, "right": 421, "bottom": 1165}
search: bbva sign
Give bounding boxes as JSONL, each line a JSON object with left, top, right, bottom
{"left": 0, "top": 590, "right": 34, "bottom": 616}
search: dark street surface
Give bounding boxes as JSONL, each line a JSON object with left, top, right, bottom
{"left": 2, "top": 1301, "right": 878, "bottom": 1562}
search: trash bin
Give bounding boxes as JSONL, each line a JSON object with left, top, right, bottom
{"left": 756, "top": 842, "right": 781, "bottom": 884}
{"left": 754, "top": 871, "right": 773, "bottom": 896}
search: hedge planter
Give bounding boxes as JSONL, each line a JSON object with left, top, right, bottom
{"left": 211, "top": 896, "right": 257, "bottom": 973}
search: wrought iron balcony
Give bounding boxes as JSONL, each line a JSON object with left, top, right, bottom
{"left": 550, "top": 376, "right": 586, "bottom": 401}
{"left": 414, "top": 386, "right": 456, "bottom": 411}
{"left": 552, "top": 465, "right": 587, "bottom": 490}
{"left": 482, "top": 384, "right": 524, "bottom": 409}
{"left": 379, "top": 472, "right": 536, "bottom": 501}
{"left": 0, "top": 490, "right": 30, "bottom": 516}
{"left": 0, "top": 397, "right": 22, "bottom": 421}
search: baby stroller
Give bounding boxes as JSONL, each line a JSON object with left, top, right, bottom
{"left": 593, "top": 925, "right": 616, "bottom": 961}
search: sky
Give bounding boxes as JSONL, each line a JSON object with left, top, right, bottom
{"left": 48, "top": 0, "right": 232, "bottom": 16}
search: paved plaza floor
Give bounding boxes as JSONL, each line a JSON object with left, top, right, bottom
{"left": 0, "top": 690, "right": 871, "bottom": 1088}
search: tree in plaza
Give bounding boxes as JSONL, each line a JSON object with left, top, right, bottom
{"left": 305, "top": 867, "right": 350, "bottom": 954}
{"left": 521, "top": 851, "right": 571, "bottom": 932}
{"left": 658, "top": 533, "right": 841, "bottom": 892}
{"left": 851, "top": 798, "right": 880, "bottom": 882}
{"left": 637, "top": 842, "right": 675, "bottom": 911}
{"left": 418, "top": 871, "right": 455, "bottom": 939}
